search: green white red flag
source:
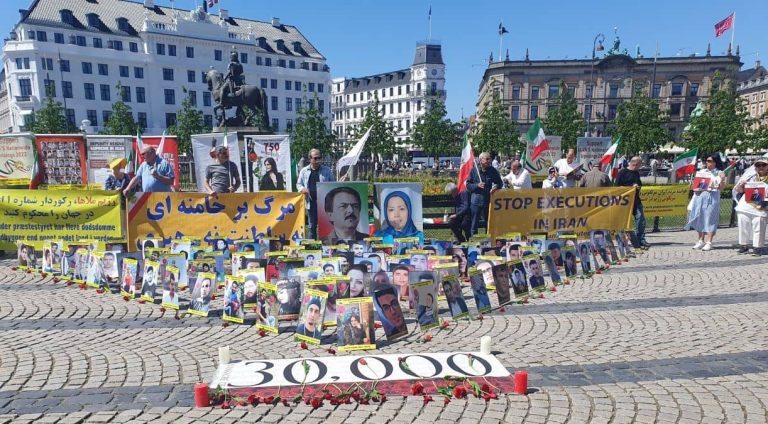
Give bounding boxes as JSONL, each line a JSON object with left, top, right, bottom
{"left": 527, "top": 118, "right": 549, "bottom": 161}
{"left": 673, "top": 148, "right": 699, "bottom": 178}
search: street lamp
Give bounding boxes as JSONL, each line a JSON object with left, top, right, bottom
{"left": 586, "top": 33, "right": 605, "bottom": 136}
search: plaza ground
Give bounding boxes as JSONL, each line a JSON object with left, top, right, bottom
{"left": 1, "top": 227, "right": 767, "bottom": 423}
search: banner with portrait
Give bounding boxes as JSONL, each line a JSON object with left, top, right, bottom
{"left": 576, "top": 137, "right": 612, "bottom": 171}
{"left": 86, "top": 136, "right": 131, "bottom": 187}
{"left": 191, "top": 132, "right": 243, "bottom": 193}
{"left": 244, "top": 135, "right": 292, "bottom": 192}
{"left": 133, "top": 135, "right": 180, "bottom": 191}
{"left": 34, "top": 134, "right": 87, "bottom": 187}
{"left": 317, "top": 182, "right": 370, "bottom": 245}
{"left": 523, "top": 135, "right": 562, "bottom": 177}
{"left": 373, "top": 183, "right": 424, "bottom": 244}
{"left": 127, "top": 192, "right": 305, "bottom": 251}
{"left": 487, "top": 187, "right": 636, "bottom": 239}
{"left": 640, "top": 185, "right": 690, "bottom": 217}
{"left": 0, "top": 189, "right": 122, "bottom": 249}
{"left": 0, "top": 133, "right": 36, "bottom": 186}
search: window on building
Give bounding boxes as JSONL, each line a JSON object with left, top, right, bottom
{"left": 308, "top": 99, "right": 315, "bottom": 110}
{"left": 609, "top": 84, "right": 619, "bottom": 98}
{"left": 65, "top": 109, "right": 76, "bottom": 127}
{"left": 652, "top": 84, "right": 661, "bottom": 98}
{"left": 41, "top": 58, "right": 53, "bottom": 70}
{"left": 690, "top": 83, "right": 699, "bottom": 97}
{"left": 75, "top": 36, "right": 86, "bottom": 46}
{"left": 308, "top": 82, "right": 315, "bottom": 92}
{"left": 100, "top": 84, "right": 110, "bottom": 101}
{"left": 289, "top": 60, "right": 295, "bottom": 69}
{"left": 670, "top": 103, "right": 682, "bottom": 116}
{"left": 89, "top": 36, "right": 102, "bottom": 49}
{"left": 688, "top": 104, "right": 696, "bottom": 116}
{"left": 136, "top": 87, "right": 145, "bottom": 103}
{"left": 608, "top": 104, "right": 618, "bottom": 119}
{"left": 204, "top": 115, "right": 213, "bottom": 128}
{"left": 671, "top": 83, "right": 683, "bottom": 96}
{"left": 44, "top": 79, "right": 56, "bottom": 97}
{"left": 134, "top": 67, "right": 144, "bottom": 79}
{"left": 240, "top": 53, "right": 248, "bottom": 64}
{"left": 270, "top": 79, "right": 278, "bottom": 89}
{"left": 318, "top": 84, "right": 324, "bottom": 93}
{"left": 186, "top": 46, "right": 194, "bottom": 58}
{"left": 586, "top": 85, "right": 593, "bottom": 99}
{"left": 286, "top": 97, "right": 293, "bottom": 111}
{"left": 584, "top": 104, "right": 592, "bottom": 120}
{"left": 203, "top": 92, "right": 211, "bottom": 107}
{"left": 389, "top": 103, "right": 394, "bottom": 114}
{"left": 62, "top": 81, "right": 73, "bottom": 99}
{"left": 271, "top": 118, "right": 279, "bottom": 132}
{"left": 101, "top": 111, "right": 111, "bottom": 125}
{"left": 406, "top": 102, "right": 410, "bottom": 112}
{"left": 312, "top": 63, "right": 319, "bottom": 71}
{"left": 256, "top": 56, "right": 263, "bottom": 66}
{"left": 548, "top": 85, "right": 559, "bottom": 98}
{"left": 164, "top": 89, "right": 175, "bottom": 105}
{"left": 531, "top": 85, "right": 540, "bottom": 100}
{"left": 121, "top": 85, "right": 131, "bottom": 102}
{"left": 295, "top": 81, "right": 302, "bottom": 91}
{"left": 277, "top": 59, "right": 286, "bottom": 67}
{"left": 110, "top": 40, "right": 123, "bottom": 51}
{"left": 163, "top": 68, "right": 174, "bottom": 81}
{"left": 296, "top": 98, "right": 302, "bottom": 111}
{"left": 37, "top": 31, "right": 47, "bottom": 42}
{"left": 286, "top": 119, "right": 293, "bottom": 131}
{"left": 285, "top": 80, "right": 292, "bottom": 90}
{"left": 398, "top": 103, "right": 402, "bottom": 113}
{"left": 168, "top": 45, "right": 176, "bottom": 56}
{"left": 137, "top": 112, "right": 147, "bottom": 129}
{"left": 214, "top": 50, "right": 222, "bottom": 61}
{"left": 417, "top": 100, "right": 422, "bottom": 111}
{"left": 84, "top": 83, "right": 95, "bottom": 100}
{"left": 512, "top": 85, "right": 521, "bottom": 99}
{"left": 271, "top": 96, "right": 278, "bottom": 110}
{"left": 54, "top": 33, "right": 64, "bottom": 44}
{"left": 156, "top": 43, "right": 165, "bottom": 55}
{"left": 511, "top": 106, "right": 520, "bottom": 120}
{"left": 530, "top": 105, "right": 539, "bottom": 119}
{"left": 166, "top": 113, "right": 176, "bottom": 128}
{"left": 19, "top": 79, "right": 32, "bottom": 96}
{"left": 129, "top": 42, "right": 138, "bottom": 53}
{"left": 353, "top": 108, "right": 357, "bottom": 119}
{"left": 319, "top": 100, "right": 325, "bottom": 113}
{"left": 87, "top": 109, "right": 97, "bottom": 126}
{"left": 260, "top": 78, "right": 268, "bottom": 89}
{"left": 265, "top": 58, "right": 272, "bottom": 67}
{"left": 98, "top": 63, "right": 108, "bottom": 76}
{"left": 119, "top": 65, "right": 129, "bottom": 78}
{"left": 188, "top": 90, "right": 197, "bottom": 107}
{"left": 187, "top": 70, "right": 195, "bottom": 83}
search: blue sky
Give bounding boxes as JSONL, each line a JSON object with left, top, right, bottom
{"left": 4, "top": 0, "right": 766, "bottom": 121}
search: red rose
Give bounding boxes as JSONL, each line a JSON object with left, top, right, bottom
{"left": 359, "top": 358, "right": 367, "bottom": 366}
{"left": 442, "top": 321, "right": 450, "bottom": 328}
{"left": 499, "top": 306, "right": 506, "bottom": 312}
{"left": 443, "top": 397, "right": 451, "bottom": 405}
{"left": 258, "top": 330, "right": 267, "bottom": 337}
{"left": 452, "top": 386, "right": 467, "bottom": 399}
{"left": 299, "top": 341, "right": 308, "bottom": 350}
{"left": 122, "top": 295, "right": 130, "bottom": 302}
{"left": 326, "top": 348, "right": 336, "bottom": 355}
{"left": 411, "top": 382, "right": 424, "bottom": 396}
{"left": 249, "top": 152, "right": 258, "bottom": 162}
{"left": 424, "top": 334, "right": 433, "bottom": 342}
{"left": 478, "top": 314, "right": 484, "bottom": 321}
{"left": 310, "top": 398, "right": 321, "bottom": 409}
{"left": 550, "top": 286, "right": 557, "bottom": 292}
{"left": 422, "top": 395, "right": 433, "bottom": 405}
{"left": 538, "top": 293, "right": 545, "bottom": 299}
{"left": 222, "top": 322, "right": 229, "bottom": 328}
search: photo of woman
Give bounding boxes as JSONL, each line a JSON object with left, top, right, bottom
{"left": 374, "top": 184, "right": 425, "bottom": 244}
{"left": 346, "top": 264, "right": 368, "bottom": 298}
{"left": 336, "top": 298, "right": 375, "bottom": 351}
{"left": 259, "top": 157, "right": 285, "bottom": 191}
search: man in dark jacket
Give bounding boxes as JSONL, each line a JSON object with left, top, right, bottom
{"left": 615, "top": 156, "right": 649, "bottom": 248}
{"left": 445, "top": 183, "right": 471, "bottom": 243}
{"left": 466, "top": 152, "right": 504, "bottom": 236}
{"left": 579, "top": 161, "right": 611, "bottom": 188}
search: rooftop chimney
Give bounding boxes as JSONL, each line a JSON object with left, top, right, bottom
{"left": 271, "top": 17, "right": 280, "bottom": 27}
{"left": 143, "top": 0, "right": 154, "bottom": 8}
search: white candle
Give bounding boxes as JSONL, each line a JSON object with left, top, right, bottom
{"left": 218, "top": 346, "right": 230, "bottom": 365}
{"left": 480, "top": 336, "right": 492, "bottom": 355}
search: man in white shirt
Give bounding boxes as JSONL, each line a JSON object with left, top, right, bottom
{"left": 553, "top": 149, "right": 579, "bottom": 188}
{"left": 503, "top": 160, "right": 532, "bottom": 189}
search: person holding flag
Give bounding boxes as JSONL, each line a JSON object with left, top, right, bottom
{"left": 466, "top": 152, "right": 503, "bottom": 236}
{"left": 615, "top": 156, "right": 649, "bottom": 248}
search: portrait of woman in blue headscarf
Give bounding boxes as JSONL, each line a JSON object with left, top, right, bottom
{"left": 375, "top": 190, "right": 424, "bottom": 244}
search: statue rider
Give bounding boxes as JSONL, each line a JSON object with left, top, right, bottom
{"left": 224, "top": 49, "right": 244, "bottom": 100}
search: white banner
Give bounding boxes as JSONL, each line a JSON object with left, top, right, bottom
{"left": 86, "top": 136, "right": 131, "bottom": 187}
{"left": 191, "top": 132, "right": 243, "bottom": 193}
{"left": 245, "top": 135, "right": 292, "bottom": 192}
{"left": 576, "top": 137, "right": 612, "bottom": 172}
{"left": 524, "top": 135, "right": 562, "bottom": 177}
{"left": 209, "top": 352, "right": 509, "bottom": 389}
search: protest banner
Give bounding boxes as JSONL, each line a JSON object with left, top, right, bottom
{"left": 191, "top": 132, "right": 244, "bottom": 193}
{"left": 133, "top": 135, "right": 180, "bottom": 191}
{"left": 86, "top": 136, "right": 131, "bottom": 187}
{"left": 0, "top": 133, "right": 36, "bottom": 186}
{"left": 640, "top": 185, "right": 690, "bottom": 217}
{"left": 576, "top": 137, "right": 612, "bottom": 171}
{"left": 244, "top": 135, "right": 292, "bottom": 192}
{"left": 487, "top": 187, "right": 636, "bottom": 239}
{"left": 34, "top": 134, "right": 87, "bottom": 187}
{"left": 523, "top": 135, "right": 562, "bottom": 177}
{"left": 0, "top": 189, "right": 122, "bottom": 249}
{"left": 127, "top": 192, "right": 305, "bottom": 250}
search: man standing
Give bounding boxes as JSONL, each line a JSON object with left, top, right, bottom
{"left": 503, "top": 160, "right": 532, "bottom": 189}
{"left": 579, "top": 161, "right": 611, "bottom": 188}
{"left": 553, "top": 149, "right": 580, "bottom": 187}
{"left": 297, "top": 149, "right": 335, "bottom": 240}
{"left": 204, "top": 146, "right": 241, "bottom": 194}
{"left": 466, "top": 152, "right": 503, "bottom": 236}
{"left": 322, "top": 187, "right": 368, "bottom": 244}
{"left": 444, "top": 183, "right": 471, "bottom": 243}
{"left": 123, "top": 146, "right": 175, "bottom": 194}
{"left": 615, "top": 156, "right": 649, "bottom": 248}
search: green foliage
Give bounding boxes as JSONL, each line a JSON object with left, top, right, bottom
{"left": 542, "top": 81, "right": 586, "bottom": 151}
{"left": 351, "top": 93, "right": 398, "bottom": 161}
{"left": 684, "top": 72, "right": 753, "bottom": 154}
{"left": 409, "top": 100, "right": 460, "bottom": 160}
{"left": 168, "top": 87, "right": 208, "bottom": 155}
{"left": 472, "top": 93, "right": 519, "bottom": 156}
{"left": 751, "top": 114, "right": 768, "bottom": 151}
{"left": 28, "top": 85, "right": 73, "bottom": 134}
{"left": 612, "top": 84, "right": 672, "bottom": 155}
{"left": 102, "top": 82, "right": 138, "bottom": 136}
{"left": 291, "top": 93, "right": 337, "bottom": 159}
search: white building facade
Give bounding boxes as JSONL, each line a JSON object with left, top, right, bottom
{"left": 1, "top": 0, "right": 331, "bottom": 135}
{"left": 331, "top": 42, "right": 445, "bottom": 148}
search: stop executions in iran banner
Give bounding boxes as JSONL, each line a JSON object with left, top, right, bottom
{"left": 487, "top": 187, "right": 637, "bottom": 239}
{"left": 0, "top": 189, "right": 122, "bottom": 249}
{"left": 0, "top": 133, "right": 35, "bottom": 186}
{"left": 127, "top": 192, "right": 305, "bottom": 250}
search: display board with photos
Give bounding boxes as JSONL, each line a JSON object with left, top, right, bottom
{"left": 34, "top": 134, "right": 87, "bottom": 186}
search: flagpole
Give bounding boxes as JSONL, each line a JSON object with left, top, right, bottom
{"left": 428, "top": 6, "right": 432, "bottom": 41}
{"left": 498, "top": 21, "right": 503, "bottom": 61}
{"left": 731, "top": 11, "right": 735, "bottom": 49}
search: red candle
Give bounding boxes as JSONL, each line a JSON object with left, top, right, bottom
{"left": 194, "top": 383, "right": 210, "bottom": 407}
{"left": 514, "top": 371, "right": 528, "bottom": 395}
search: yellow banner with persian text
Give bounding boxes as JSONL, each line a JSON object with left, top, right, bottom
{"left": 487, "top": 187, "right": 636, "bottom": 238}
{"left": 639, "top": 185, "right": 691, "bottom": 217}
{"left": 0, "top": 189, "right": 122, "bottom": 249}
{"left": 127, "top": 192, "right": 306, "bottom": 251}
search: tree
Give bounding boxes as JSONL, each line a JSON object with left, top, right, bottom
{"left": 684, "top": 72, "right": 753, "bottom": 154}
{"left": 543, "top": 81, "right": 585, "bottom": 151}
{"left": 291, "top": 93, "right": 337, "bottom": 159}
{"left": 409, "top": 100, "right": 460, "bottom": 161}
{"left": 102, "top": 82, "right": 138, "bottom": 136}
{"left": 350, "top": 93, "right": 397, "bottom": 161}
{"left": 169, "top": 87, "right": 208, "bottom": 155}
{"left": 28, "top": 86, "right": 72, "bottom": 134}
{"left": 612, "top": 85, "right": 672, "bottom": 155}
{"left": 472, "top": 93, "right": 519, "bottom": 156}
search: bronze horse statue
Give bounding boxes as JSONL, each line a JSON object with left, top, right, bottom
{"left": 205, "top": 69, "right": 270, "bottom": 129}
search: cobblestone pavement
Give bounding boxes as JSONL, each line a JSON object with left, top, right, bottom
{"left": 1, "top": 228, "right": 768, "bottom": 423}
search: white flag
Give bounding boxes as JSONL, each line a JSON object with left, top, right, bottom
{"left": 336, "top": 126, "right": 372, "bottom": 172}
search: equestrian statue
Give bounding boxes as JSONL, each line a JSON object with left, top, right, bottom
{"left": 205, "top": 49, "right": 270, "bottom": 131}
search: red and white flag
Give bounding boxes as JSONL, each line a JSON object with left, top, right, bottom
{"left": 714, "top": 13, "right": 734, "bottom": 38}
{"left": 207, "top": 0, "right": 219, "bottom": 8}
{"left": 457, "top": 132, "right": 474, "bottom": 192}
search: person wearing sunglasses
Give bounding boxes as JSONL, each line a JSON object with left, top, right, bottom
{"left": 297, "top": 149, "right": 336, "bottom": 240}
{"left": 686, "top": 155, "right": 724, "bottom": 251}
{"left": 734, "top": 157, "right": 768, "bottom": 255}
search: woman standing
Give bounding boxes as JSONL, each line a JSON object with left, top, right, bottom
{"left": 259, "top": 157, "right": 285, "bottom": 190}
{"left": 734, "top": 157, "right": 768, "bottom": 255}
{"left": 687, "top": 155, "right": 724, "bottom": 251}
